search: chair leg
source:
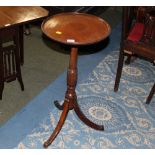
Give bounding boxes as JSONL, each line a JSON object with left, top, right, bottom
{"left": 125, "top": 55, "right": 137, "bottom": 65}
{"left": 0, "top": 43, "right": 4, "bottom": 100}
{"left": 0, "top": 68, "right": 4, "bottom": 99}
{"left": 14, "top": 27, "right": 24, "bottom": 91}
{"left": 0, "top": 82, "right": 4, "bottom": 100}
{"left": 146, "top": 83, "right": 155, "bottom": 104}
{"left": 125, "top": 55, "right": 132, "bottom": 64}
{"left": 19, "top": 26, "right": 24, "bottom": 65}
{"left": 114, "top": 49, "right": 125, "bottom": 92}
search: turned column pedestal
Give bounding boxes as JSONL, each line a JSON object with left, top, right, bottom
{"left": 41, "top": 12, "right": 111, "bottom": 147}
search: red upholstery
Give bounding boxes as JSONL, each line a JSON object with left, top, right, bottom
{"left": 127, "top": 22, "right": 144, "bottom": 42}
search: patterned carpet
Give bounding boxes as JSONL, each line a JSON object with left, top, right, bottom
{"left": 16, "top": 50, "right": 155, "bottom": 149}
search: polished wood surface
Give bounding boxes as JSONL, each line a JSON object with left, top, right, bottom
{"left": 42, "top": 12, "right": 111, "bottom": 45}
{"left": 42, "top": 13, "right": 111, "bottom": 147}
{"left": 0, "top": 6, "right": 48, "bottom": 29}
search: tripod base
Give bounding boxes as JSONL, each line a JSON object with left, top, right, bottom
{"left": 43, "top": 99, "right": 104, "bottom": 148}
{"left": 43, "top": 47, "right": 104, "bottom": 148}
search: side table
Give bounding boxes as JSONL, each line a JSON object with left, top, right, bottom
{"left": 41, "top": 12, "right": 111, "bottom": 148}
{"left": 0, "top": 6, "right": 48, "bottom": 99}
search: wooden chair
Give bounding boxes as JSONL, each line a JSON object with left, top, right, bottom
{"left": 0, "top": 26, "right": 24, "bottom": 99}
{"left": 114, "top": 6, "right": 155, "bottom": 104}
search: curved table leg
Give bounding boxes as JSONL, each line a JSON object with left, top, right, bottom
{"left": 74, "top": 101, "right": 104, "bottom": 131}
{"left": 43, "top": 101, "right": 69, "bottom": 148}
{"left": 54, "top": 100, "right": 64, "bottom": 110}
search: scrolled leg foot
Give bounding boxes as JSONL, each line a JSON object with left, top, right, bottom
{"left": 74, "top": 102, "right": 104, "bottom": 131}
{"left": 54, "top": 100, "right": 64, "bottom": 110}
{"left": 43, "top": 141, "right": 51, "bottom": 148}
{"left": 43, "top": 102, "right": 69, "bottom": 148}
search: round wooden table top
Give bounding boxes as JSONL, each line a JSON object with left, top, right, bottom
{"left": 41, "top": 12, "right": 111, "bottom": 46}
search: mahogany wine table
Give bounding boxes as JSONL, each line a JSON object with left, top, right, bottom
{"left": 41, "top": 12, "right": 111, "bottom": 148}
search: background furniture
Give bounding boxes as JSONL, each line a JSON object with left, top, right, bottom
{"left": 41, "top": 12, "right": 111, "bottom": 147}
{"left": 0, "top": 6, "right": 48, "bottom": 99}
{"left": 0, "top": 26, "right": 24, "bottom": 99}
{"left": 114, "top": 6, "right": 155, "bottom": 104}
{"left": 0, "top": 6, "right": 48, "bottom": 65}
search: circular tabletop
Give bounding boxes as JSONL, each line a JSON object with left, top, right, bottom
{"left": 41, "top": 12, "right": 111, "bottom": 46}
